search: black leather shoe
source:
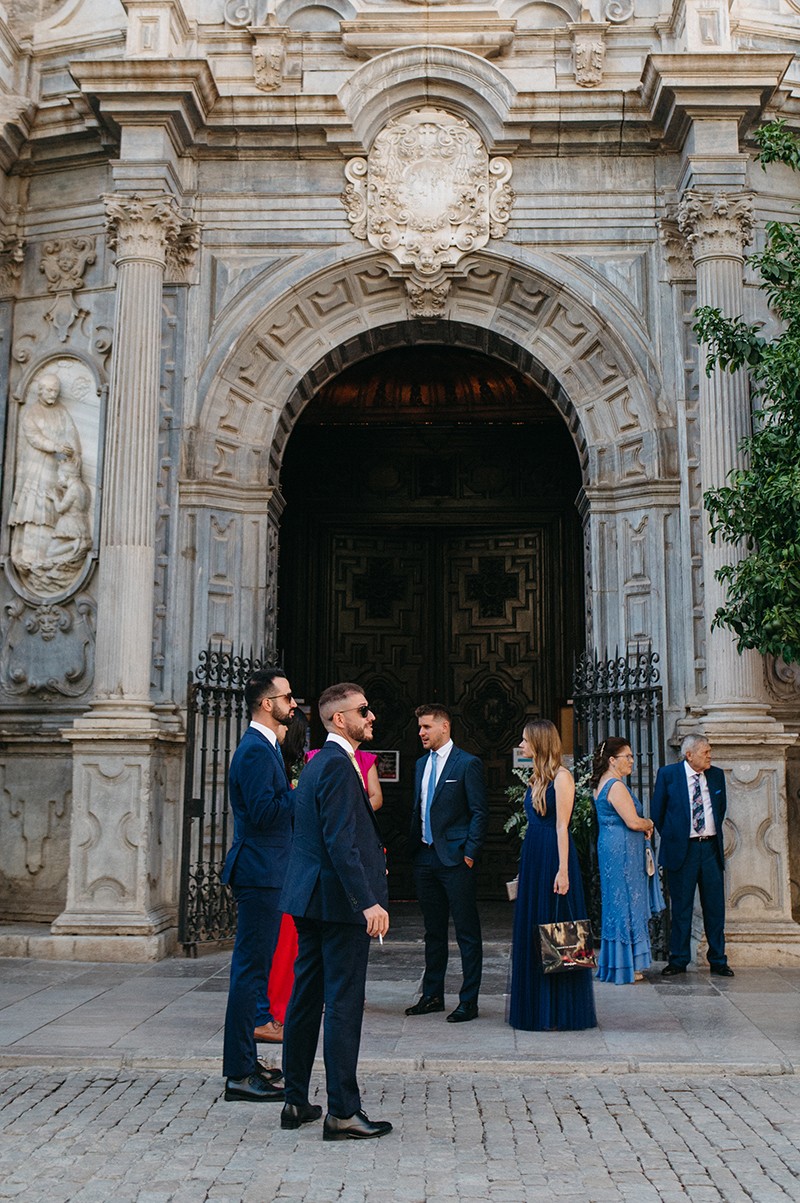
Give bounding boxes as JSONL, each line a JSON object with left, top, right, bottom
{"left": 710, "top": 964, "right": 735, "bottom": 977}
{"left": 224, "top": 1073, "right": 285, "bottom": 1102}
{"left": 323, "top": 1110, "right": 393, "bottom": 1141}
{"left": 405, "top": 995, "right": 445, "bottom": 1016}
{"left": 281, "top": 1102, "right": 323, "bottom": 1129}
{"left": 661, "top": 964, "right": 687, "bottom": 977}
{"left": 446, "top": 1001, "right": 479, "bottom": 1023}
{"left": 255, "top": 1061, "right": 283, "bottom": 1083}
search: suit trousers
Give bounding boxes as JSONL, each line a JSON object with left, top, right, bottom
{"left": 667, "top": 839, "right": 728, "bottom": 969}
{"left": 282, "top": 915, "right": 371, "bottom": 1118}
{"left": 413, "top": 843, "right": 482, "bottom": 1004}
{"left": 222, "top": 883, "right": 283, "bottom": 1079}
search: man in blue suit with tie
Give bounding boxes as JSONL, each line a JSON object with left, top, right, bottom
{"left": 281, "top": 682, "right": 392, "bottom": 1140}
{"left": 221, "top": 669, "right": 297, "bottom": 1101}
{"left": 405, "top": 704, "right": 488, "bottom": 1023}
{"left": 652, "top": 733, "right": 734, "bottom": 978}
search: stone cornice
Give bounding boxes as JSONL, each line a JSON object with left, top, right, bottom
{"left": 340, "top": 13, "right": 517, "bottom": 61}
{"left": 69, "top": 59, "right": 219, "bottom": 154}
{"left": 640, "top": 53, "right": 794, "bottom": 148}
{"left": 0, "top": 92, "right": 34, "bottom": 174}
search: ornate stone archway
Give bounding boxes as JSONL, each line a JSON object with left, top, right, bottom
{"left": 186, "top": 244, "right": 681, "bottom": 724}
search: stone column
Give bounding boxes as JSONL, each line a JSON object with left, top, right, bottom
{"left": 677, "top": 190, "right": 800, "bottom": 964}
{"left": 50, "top": 195, "right": 185, "bottom": 960}
{"left": 677, "top": 190, "right": 768, "bottom": 721}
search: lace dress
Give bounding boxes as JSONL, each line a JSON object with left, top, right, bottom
{"left": 507, "top": 781, "right": 597, "bottom": 1031}
{"left": 595, "top": 779, "right": 652, "bottom": 984}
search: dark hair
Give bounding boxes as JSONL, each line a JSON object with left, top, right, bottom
{"left": 319, "top": 682, "right": 363, "bottom": 724}
{"left": 281, "top": 710, "right": 308, "bottom": 776}
{"left": 590, "top": 736, "right": 631, "bottom": 788}
{"left": 415, "top": 703, "right": 452, "bottom": 723}
{"left": 244, "top": 668, "right": 288, "bottom": 718}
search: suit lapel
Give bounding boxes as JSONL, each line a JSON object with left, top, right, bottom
{"left": 433, "top": 745, "right": 460, "bottom": 801}
{"left": 331, "top": 744, "right": 380, "bottom": 833}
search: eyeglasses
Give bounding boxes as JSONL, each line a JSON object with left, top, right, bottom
{"left": 338, "top": 703, "right": 372, "bottom": 718}
{"left": 264, "top": 692, "right": 294, "bottom": 703}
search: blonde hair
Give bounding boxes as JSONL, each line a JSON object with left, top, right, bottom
{"left": 524, "top": 719, "right": 563, "bottom": 815}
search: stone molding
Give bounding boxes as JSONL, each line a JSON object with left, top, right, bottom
{"left": 677, "top": 190, "right": 754, "bottom": 265}
{"left": 340, "top": 12, "right": 517, "bottom": 60}
{"left": 337, "top": 45, "right": 518, "bottom": 154}
{"left": 251, "top": 25, "right": 288, "bottom": 91}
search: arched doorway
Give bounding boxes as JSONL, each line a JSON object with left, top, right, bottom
{"left": 278, "top": 344, "right": 584, "bottom": 899}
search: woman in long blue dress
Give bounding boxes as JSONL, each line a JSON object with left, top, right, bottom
{"left": 508, "top": 719, "right": 597, "bottom": 1031}
{"left": 593, "top": 737, "right": 656, "bottom": 984}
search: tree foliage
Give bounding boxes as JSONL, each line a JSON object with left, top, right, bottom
{"left": 692, "top": 119, "right": 800, "bottom": 665}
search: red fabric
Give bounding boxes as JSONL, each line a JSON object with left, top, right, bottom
{"left": 267, "top": 913, "right": 298, "bottom": 1024}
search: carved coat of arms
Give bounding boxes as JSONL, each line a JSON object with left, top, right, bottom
{"left": 343, "top": 108, "right": 514, "bottom": 279}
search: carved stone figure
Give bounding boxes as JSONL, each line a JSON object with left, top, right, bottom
{"left": 40, "top": 237, "right": 96, "bottom": 342}
{"left": 7, "top": 372, "right": 90, "bottom": 596}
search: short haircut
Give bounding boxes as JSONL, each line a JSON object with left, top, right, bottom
{"left": 319, "top": 682, "right": 363, "bottom": 726}
{"left": 415, "top": 703, "right": 452, "bottom": 724}
{"left": 244, "top": 668, "right": 287, "bottom": 718}
{"left": 680, "top": 732, "right": 710, "bottom": 759}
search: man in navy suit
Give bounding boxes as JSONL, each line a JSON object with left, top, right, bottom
{"left": 652, "top": 733, "right": 734, "bottom": 978}
{"left": 280, "top": 682, "right": 392, "bottom": 1140}
{"left": 405, "top": 703, "right": 488, "bottom": 1023}
{"left": 221, "top": 669, "right": 296, "bottom": 1101}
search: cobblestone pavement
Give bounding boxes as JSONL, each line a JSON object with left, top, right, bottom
{"left": 0, "top": 1067, "right": 798, "bottom": 1203}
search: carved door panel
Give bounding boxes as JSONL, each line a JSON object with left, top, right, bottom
{"left": 324, "top": 526, "right": 557, "bottom": 899}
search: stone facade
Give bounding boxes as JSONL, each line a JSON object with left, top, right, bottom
{"left": 0, "top": 0, "right": 799, "bottom": 960}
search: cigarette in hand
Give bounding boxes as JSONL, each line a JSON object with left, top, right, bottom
{"left": 378, "top": 933, "right": 383, "bottom": 945}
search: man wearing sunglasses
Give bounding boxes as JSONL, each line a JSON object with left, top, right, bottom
{"left": 221, "top": 669, "right": 296, "bottom": 1102}
{"left": 280, "top": 683, "right": 392, "bottom": 1141}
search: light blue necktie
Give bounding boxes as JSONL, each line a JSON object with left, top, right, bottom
{"left": 423, "top": 750, "right": 437, "bottom": 844}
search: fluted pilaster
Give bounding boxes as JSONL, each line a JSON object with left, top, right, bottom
{"left": 677, "top": 190, "right": 768, "bottom": 717}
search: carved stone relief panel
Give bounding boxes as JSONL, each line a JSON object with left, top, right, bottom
{"left": 0, "top": 753, "right": 71, "bottom": 920}
{"left": 343, "top": 108, "right": 514, "bottom": 311}
{"left": 570, "top": 23, "right": 608, "bottom": 88}
{"left": 39, "top": 237, "right": 96, "bottom": 343}
{"left": 4, "top": 356, "right": 101, "bottom": 602}
{"left": 0, "top": 593, "right": 95, "bottom": 699}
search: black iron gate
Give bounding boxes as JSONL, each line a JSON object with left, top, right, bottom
{"left": 178, "top": 646, "right": 276, "bottom": 954}
{"left": 572, "top": 644, "right": 669, "bottom": 958}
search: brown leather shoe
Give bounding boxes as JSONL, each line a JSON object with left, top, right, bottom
{"left": 254, "top": 1020, "right": 284, "bottom": 1043}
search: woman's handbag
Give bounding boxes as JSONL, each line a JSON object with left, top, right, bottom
{"left": 506, "top": 875, "right": 519, "bottom": 901}
{"left": 538, "top": 894, "right": 597, "bottom": 974}
{"left": 645, "top": 838, "right": 666, "bottom": 916}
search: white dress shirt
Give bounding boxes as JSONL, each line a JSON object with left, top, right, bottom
{"left": 249, "top": 719, "right": 278, "bottom": 746}
{"left": 420, "top": 738, "right": 453, "bottom": 842}
{"left": 684, "top": 759, "right": 717, "bottom": 837}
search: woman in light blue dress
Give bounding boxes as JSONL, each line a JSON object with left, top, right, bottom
{"left": 593, "top": 737, "right": 656, "bottom": 984}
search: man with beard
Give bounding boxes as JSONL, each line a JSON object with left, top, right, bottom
{"left": 280, "top": 683, "right": 392, "bottom": 1140}
{"left": 221, "top": 669, "right": 297, "bottom": 1101}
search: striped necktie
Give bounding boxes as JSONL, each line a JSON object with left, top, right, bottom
{"left": 691, "top": 773, "right": 705, "bottom": 834}
{"left": 348, "top": 751, "right": 366, "bottom": 790}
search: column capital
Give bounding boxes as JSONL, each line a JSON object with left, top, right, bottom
{"left": 104, "top": 193, "right": 183, "bottom": 266}
{"left": 677, "top": 190, "right": 754, "bottom": 266}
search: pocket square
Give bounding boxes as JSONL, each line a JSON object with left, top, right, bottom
{"left": 445, "top": 779, "right": 457, "bottom": 783}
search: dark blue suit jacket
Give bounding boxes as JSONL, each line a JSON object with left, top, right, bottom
{"left": 280, "top": 741, "right": 388, "bottom": 924}
{"left": 651, "top": 761, "right": 727, "bottom": 872}
{"left": 408, "top": 745, "right": 487, "bottom": 867}
{"left": 221, "top": 725, "right": 294, "bottom": 888}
